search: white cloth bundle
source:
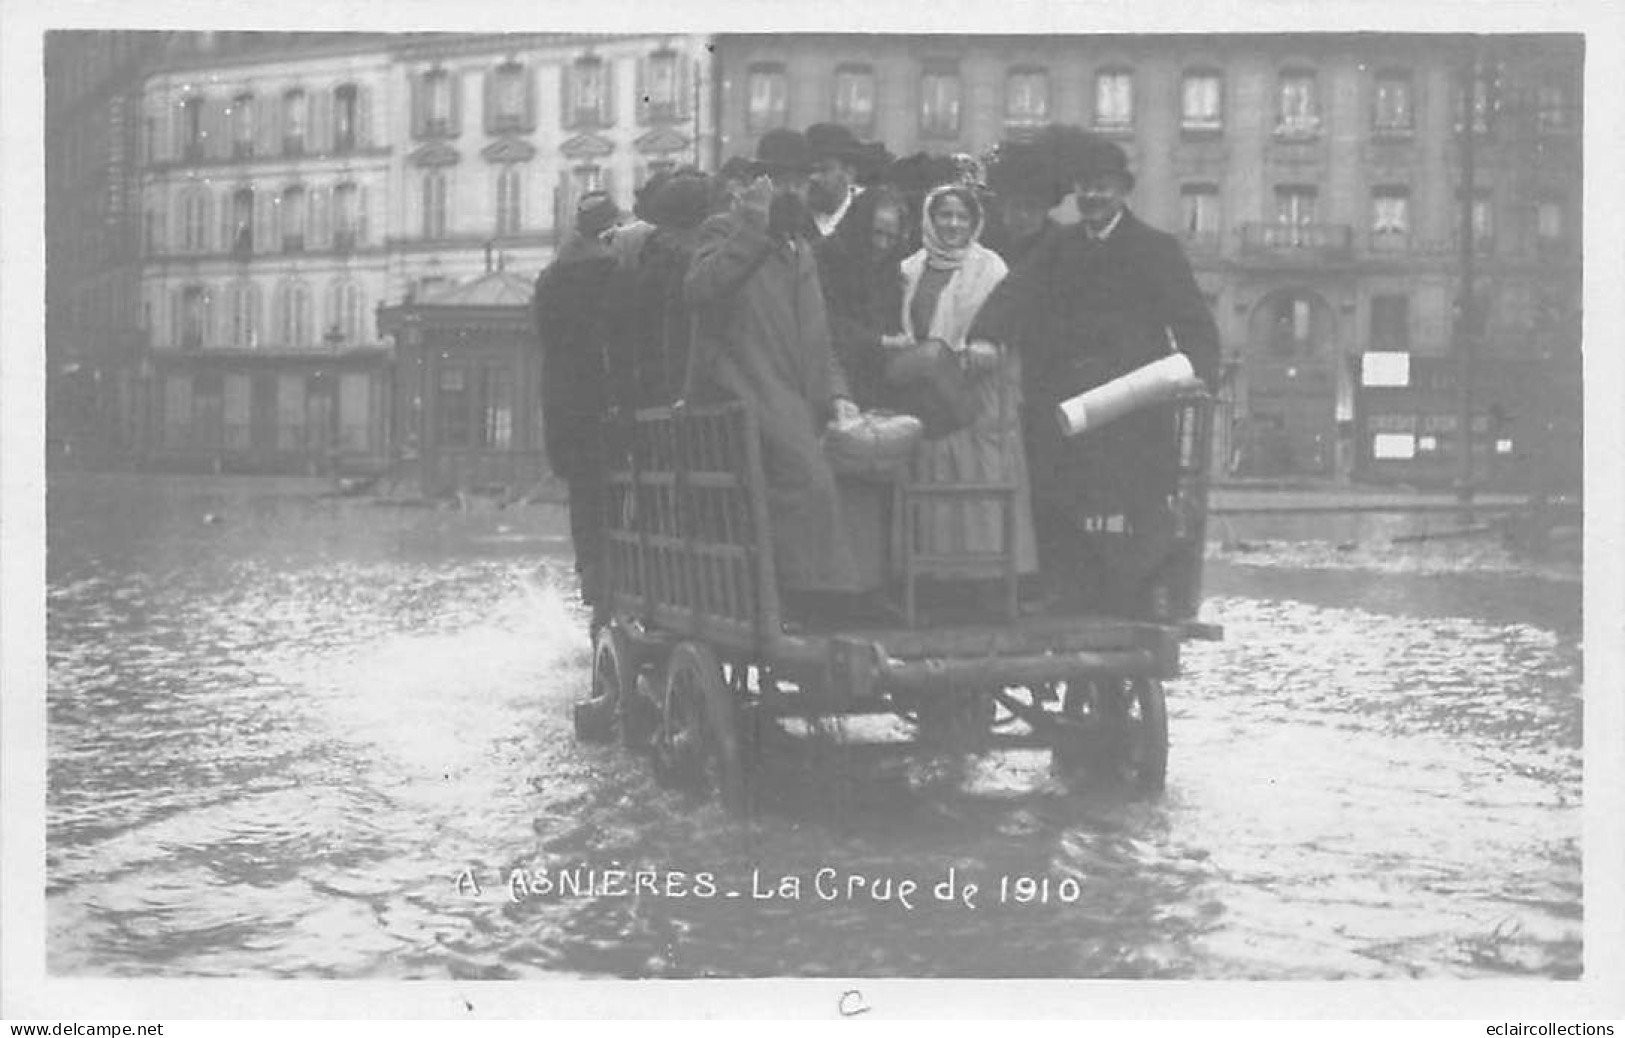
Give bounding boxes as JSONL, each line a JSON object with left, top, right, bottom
{"left": 823, "top": 411, "right": 925, "bottom": 481}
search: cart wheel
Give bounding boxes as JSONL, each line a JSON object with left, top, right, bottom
{"left": 1053, "top": 676, "right": 1168, "bottom": 795}
{"left": 654, "top": 641, "right": 747, "bottom": 815}
{"left": 574, "top": 624, "right": 627, "bottom": 743}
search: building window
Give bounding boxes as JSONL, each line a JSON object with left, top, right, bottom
{"left": 1180, "top": 70, "right": 1222, "bottom": 132}
{"left": 279, "top": 88, "right": 307, "bottom": 155}
{"left": 1272, "top": 184, "right": 1318, "bottom": 246}
{"left": 1094, "top": 68, "right": 1133, "bottom": 131}
{"left": 1536, "top": 198, "right": 1565, "bottom": 248}
{"left": 1536, "top": 78, "right": 1573, "bottom": 134}
{"left": 495, "top": 165, "right": 522, "bottom": 235}
{"left": 327, "top": 279, "right": 365, "bottom": 346}
{"left": 1454, "top": 62, "right": 1502, "bottom": 136}
{"left": 1270, "top": 292, "right": 1316, "bottom": 355}
{"left": 568, "top": 56, "right": 610, "bottom": 129}
{"left": 230, "top": 92, "right": 255, "bottom": 158}
{"left": 1371, "top": 70, "right": 1413, "bottom": 135}
{"left": 226, "top": 281, "right": 260, "bottom": 349}
{"left": 439, "top": 365, "right": 470, "bottom": 446}
{"left": 333, "top": 83, "right": 359, "bottom": 152}
{"left": 333, "top": 182, "right": 361, "bottom": 250}
{"left": 644, "top": 50, "right": 678, "bottom": 123}
{"left": 276, "top": 280, "right": 313, "bottom": 349}
{"left": 180, "top": 285, "right": 208, "bottom": 350}
{"left": 424, "top": 69, "right": 453, "bottom": 136}
{"left": 1276, "top": 69, "right": 1320, "bottom": 137}
{"left": 230, "top": 187, "right": 254, "bottom": 254}
{"left": 422, "top": 171, "right": 448, "bottom": 239}
{"left": 1457, "top": 188, "right": 1493, "bottom": 252}
{"left": 180, "top": 186, "right": 211, "bottom": 253}
{"left": 1370, "top": 294, "right": 1410, "bottom": 351}
{"left": 1179, "top": 183, "right": 1221, "bottom": 245}
{"left": 1005, "top": 67, "right": 1050, "bottom": 129}
{"left": 834, "top": 64, "right": 876, "bottom": 135}
{"left": 181, "top": 96, "right": 206, "bottom": 160}
{"left": 280, "top": 186, "right": 306, "bottom": 252}
{"left": 1371, "top": 185, "right": 1410, "bottom": 249}
{"left": 490, "top": 61, "right": 528, "bottom": 131}
{"left": 920, "top": 65, "right": 962, "bottom": 139}
{"left": 746, "top": 63, "right": 788, "bottom": 134}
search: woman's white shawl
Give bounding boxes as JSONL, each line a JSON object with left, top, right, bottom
{"left": 898, "top": 242, "right": 1009, "bottom": 351}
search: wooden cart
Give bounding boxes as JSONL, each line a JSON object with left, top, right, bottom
{"left": 573, "top": 395, "right": 1220, "bottom": 812}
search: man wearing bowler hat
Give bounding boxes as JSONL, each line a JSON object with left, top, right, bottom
{"left": 682, "top": 129, "right": 865, "bottom": 608}
{"left": 970, "top": 132, "right": 1220, "bottom": 616}
{"left": 805, "top": 122, "right": 870, "bottom": 240}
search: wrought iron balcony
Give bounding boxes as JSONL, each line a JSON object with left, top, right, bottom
{"left": 1239, "top": 222, "right": 1353, "bottom": 261}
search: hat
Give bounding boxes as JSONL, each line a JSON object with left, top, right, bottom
{"left": 805, "top": 122, "right": 868, "bottom": 166}
{"left": 751, "top": 128, "right": 815, "bottom": 175}
{"left": 1061, "top": 132, "right": 1135, "bottom": 190}
{"left": 575, "top": 191, "right": 620, "bottom": 237}
{"left": 641, "top": 170, "right": 713, "bottom": 230}
{"left": 881, "top": 152, "right": 962, "bottom": 201}
{"left": 717, "top": 155, "right": 756, "bottom": 183}
{"left": 853, "top": 140, "right": 895, "bottom": 186}
{"left": 987, "top": 135, "right": 1067, "bottom": 207}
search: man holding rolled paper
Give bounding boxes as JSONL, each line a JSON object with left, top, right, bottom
{"left": 968, "top": 132, "right": 1219, "bottom": 616}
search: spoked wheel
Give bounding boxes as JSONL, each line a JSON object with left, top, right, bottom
{"left": 653, "top": 641, "right": 747, "bottom": 814}
{"left": 574, "top": 623, "right": 632, "bottom": 743}
{"left": 1051, "top": 675, "right": 1168, "bottom": 795}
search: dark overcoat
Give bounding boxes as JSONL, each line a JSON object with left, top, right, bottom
{"left": 683, "top": 210, "right": 861, "bottom": 593}
{"left": 970, "top": 208, "right": 1219, "bottom": 517}
{"left": 533, "top": 237, "right": 616, "bottom": 481}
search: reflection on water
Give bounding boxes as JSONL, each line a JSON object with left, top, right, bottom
{"left": 46, "top": 473, "right": 1582, "bottom": 978}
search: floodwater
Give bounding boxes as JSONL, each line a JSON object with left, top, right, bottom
{"left": 44, "top": 473, "right": 1582, "bottom": 979}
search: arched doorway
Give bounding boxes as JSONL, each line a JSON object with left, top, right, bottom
{"left": 1242, "top": 287, "right": 1339, "bottom": 478}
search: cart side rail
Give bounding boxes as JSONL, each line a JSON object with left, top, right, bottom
{"left": 602, "top": 403, "right": 780, "bottom": 653}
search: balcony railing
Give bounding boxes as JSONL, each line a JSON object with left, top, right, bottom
{"left": 1240, "top": 222, "right": 1353, "bottom": 260}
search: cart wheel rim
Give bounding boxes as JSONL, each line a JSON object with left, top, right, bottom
{"left": 658, "top": 642, "right": 745, "bottom": 810}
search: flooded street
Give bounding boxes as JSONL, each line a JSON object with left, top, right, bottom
{"left": 45, "top": 472, "right": 1582, "bottom": 980}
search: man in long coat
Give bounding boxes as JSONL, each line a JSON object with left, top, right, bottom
{"left": 970, "top": 134, "right": 1219, "bottom": 612}
{"left": 534, "top": 191, "right": 621, "bottom": 622}
{"left": 683, "top": 129, "right": 862, "bottom": 598}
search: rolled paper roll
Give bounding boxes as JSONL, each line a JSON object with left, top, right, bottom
{"left": 1056, "top": 351, "right": 1198, "bottom": 437}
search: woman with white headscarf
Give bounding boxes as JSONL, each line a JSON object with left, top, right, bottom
{"left": 888, "top": 183, "right": 1038, "bottom": 580}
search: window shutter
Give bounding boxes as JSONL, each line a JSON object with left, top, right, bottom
{"left": 601, "top": 61, "right": 615, "bottom": 127}
{"left": 198, "top": 190, "right": 214, "bottom": 252}
{"left": 483, "top": 67, "right": 497, "bottom": 134}
{"left": 255, "top": 188, "right": 276, "bottom": 255}
{"left": 257, "top": 91, "right": 280, "bottom": 156}
{"left": 170, "top": 286, "right": 184, "bottom": 347}
{"left": 203, "top": 97, "right": 226, "bottom": 160}
{"left": 523, "top": 65, "right": 537, "bottom": 132}
{"left": 676, "top": 54, "right": 693, "bottom": 120}
{"left": 448, "top": 69, "right": 463, "bottom": 137}
{"left": 151, "top": 97, "right": 171, "bottom": 164}
{"left": 311, "top": 88, "right": 333, "bottom": 154}
{"left": 149, "top": 192, "right": 167, "bottom": 253}
{"left": 311, "top": 185, "right": 331, "bottom": 250}
{"left": 635, "top": 56, "right": 648, "bottom": 126}
{"left": 219, "top": 187, "right": 234, "bottom": 252}
{"left": 173, "top": 98, "right": 189, "bottom": 158}
{"left": 356, "top": 84, "right": 373, "bottom": 147}
{"left": 560, "top": 64, "right": 574, "bottom": 129}
{"left": 555, "top": 169, "right": 569, "bottom": 237}
{"left": 410, "top": 72, "right": 424, "bottom": 139}
{"left": 356, "top": 184, "right": 370, "bottom": 245}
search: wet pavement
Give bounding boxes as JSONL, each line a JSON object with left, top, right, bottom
{"left": 45, "top": 472, "right": 1582, "bottom": 979}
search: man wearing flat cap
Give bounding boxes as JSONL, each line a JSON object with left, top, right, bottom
{"left": 970, "top": 133, "right": 1220, "bottom": 616}
{"left": 533, "top": 190, "right": 622, "bottom": 633}
{"left": 683, "top": 129, "right": 865, "bottom": 605}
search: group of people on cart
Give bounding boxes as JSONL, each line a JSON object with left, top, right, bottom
{"left": 532, "top": 121, "right": 1220, "bottom": 633}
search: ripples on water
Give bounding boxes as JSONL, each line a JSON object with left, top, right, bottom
{"left": 44, "top": 474, "right": 1582, "bottom": 979}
